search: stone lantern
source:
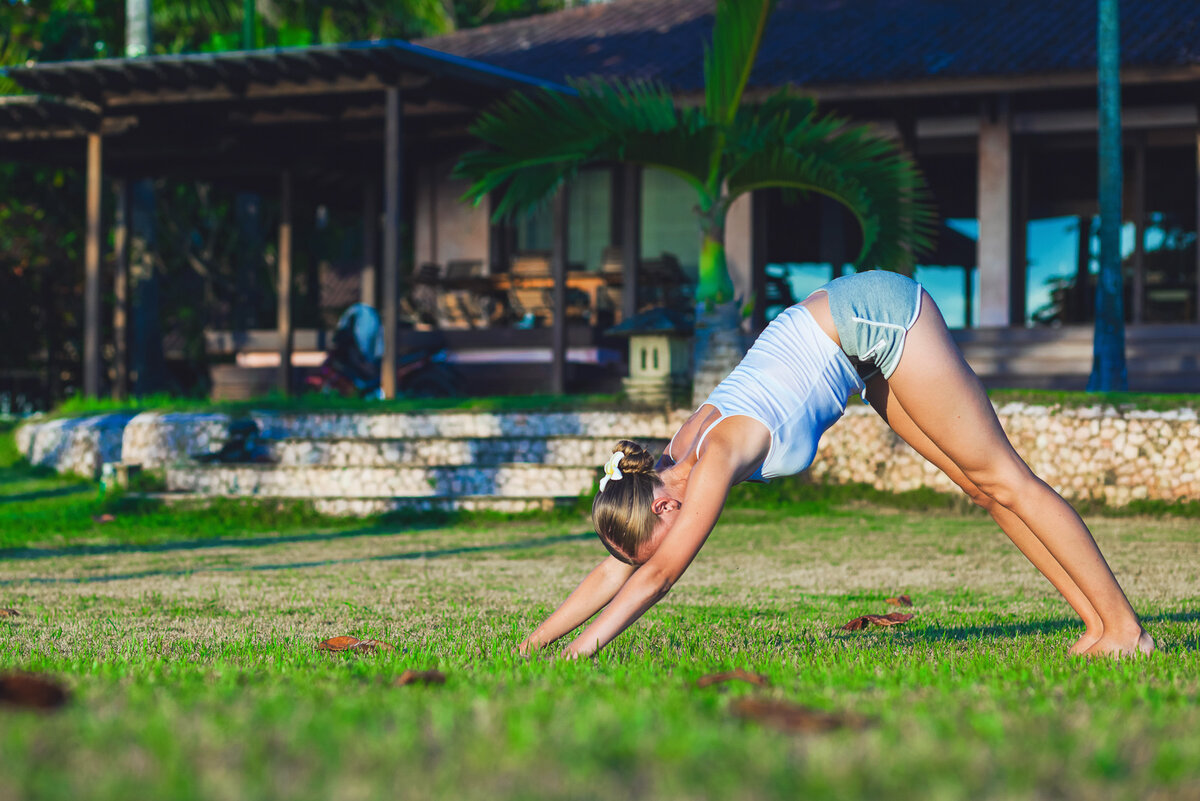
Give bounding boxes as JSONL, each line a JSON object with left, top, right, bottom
{"left": 606, "top": 308, "right": 693, "bottom": 405}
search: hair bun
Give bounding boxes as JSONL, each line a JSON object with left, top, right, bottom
{"left": 614, "top": 440, "right": 655, "bottom": 475}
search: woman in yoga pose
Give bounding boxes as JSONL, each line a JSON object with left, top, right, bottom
{"left": 520, "top": 270, "right": 1154, "bottom": 659}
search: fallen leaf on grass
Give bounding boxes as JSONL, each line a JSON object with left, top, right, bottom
{"left": 316, "top": 636, "right": 395, "bottom": 654}
{"left": 91, "top": 514, "right": 116, "bottom": 524}
{"left": 696, "top": 668, "right": 770, "bottom": 688}
{"left": 393, "top": 669, "right": 446, "bottom": 687}
{"left": 0, "top": 673, "right": 68, "bottom": 710}
{"left": 0, "top": 609, "right": 19, "bottom": 618}
{"left": 841, "top": 612, "right": 915, "bottom": 631}
{"left": 730, "top": 698, "right": 870, "bottom": 734}
{"left": 885, "top": 594, "right": 913, "bottom": 607}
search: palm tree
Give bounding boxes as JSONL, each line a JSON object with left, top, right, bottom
{"left": 454, "top": 0, "right": 934, "bottom": 403}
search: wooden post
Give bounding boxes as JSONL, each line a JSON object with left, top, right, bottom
{"left": 1195, "top": 125, "right": 1200, "bottom": 323}
{"left": 84, "top": 133, "right": 103, "bottom": 398}
{"left": 550, "top": 185, "right": 569, "bottom": 394}
{"left": 112, "top": 179, "right": 129, "bottom": 400}
{"left": 361, "top": 184, "right": 378, "bottom": 308}
{"left": 381, "top": 87, "right": 403, "bottom": 399}
{"left": 277, "top": 169, "right": 293, "bottom": 395}
{"left": 1131, "top": 134, "right": 1146, "bottom": 324}
{"left": 620, "top": 164, "right": 640, "bottom": 322}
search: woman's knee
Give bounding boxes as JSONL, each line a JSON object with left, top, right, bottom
{"left": 964, "top": 462, "right": 1039, "bottom": 510}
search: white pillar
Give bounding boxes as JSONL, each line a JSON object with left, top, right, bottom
{"left": 725, "top": 192, "right": 754, "bottom": 314}
{"left": 977, "top": 102, "right": 1013, "bottom": 326}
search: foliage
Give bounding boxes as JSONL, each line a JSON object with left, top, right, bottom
{"left": 456, "top": 0, "right": 935, "bottom": 307}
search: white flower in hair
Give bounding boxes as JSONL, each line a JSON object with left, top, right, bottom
{"left": 599, "top": 451, "right": 624, "bottom": 492}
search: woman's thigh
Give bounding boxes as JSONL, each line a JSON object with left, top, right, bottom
{"left": 881, "top": 293, "right": 1031, "bottom": 486}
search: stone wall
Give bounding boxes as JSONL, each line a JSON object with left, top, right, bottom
{"left": 810, "top": 402, "right": 1200, "bottom": 506}
{"left": 12, "top": 402, "right": 1200, "bottom": 506}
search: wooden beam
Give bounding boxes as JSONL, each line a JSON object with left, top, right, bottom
{"left": 620, "top": 163, "right": 640, "bottom": 322}
{"left": 1195, "top": 123, "right": 1200, "bottom": 324}
{"left": 112, "top": 179, "right": 129, "bottom": 400}
{"left": 381, "top": 86, "right": 402, "bottom": 399}
{"left": 277, "top": 169, "right": 293, "bottom": 395}
{"left": 361, "top": 183, "right": 378, "bottom": 307}
{"left": 83, "top": 133, "right": 103, "bottom": 397}
{"left": 550, "top": 185, "right": 569, "bottom": 394}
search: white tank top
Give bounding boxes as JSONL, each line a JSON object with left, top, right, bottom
{"left": 693, "top": 305, "right": 865, "bottom": 481}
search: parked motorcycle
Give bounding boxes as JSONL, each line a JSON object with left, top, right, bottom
{"left": 304, "top": 303, "right": 460, "bottom": 399}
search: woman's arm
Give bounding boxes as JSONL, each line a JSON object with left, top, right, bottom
{"left": 519, "top": 555, "right": 636, "bottom": 655}
{"left": 562, "top": 455, "right": 739, "bottom": 658}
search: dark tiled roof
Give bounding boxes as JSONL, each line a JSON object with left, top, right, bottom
{"left": 418, "top": 0, "right": 1200, "bottom": 92}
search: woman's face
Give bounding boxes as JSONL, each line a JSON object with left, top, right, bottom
{"left": 631, "top": 487, "right": 683, "bottom": 564}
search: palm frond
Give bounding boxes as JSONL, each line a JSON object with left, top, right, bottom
{"left": 704, "top": 0, "right": 776, "bottom": 127}
{"left": 726, "top": 108, "right": 937, "bottom": 272}
{"left": 455, "top": 78, "right": 716, "bottom": 222}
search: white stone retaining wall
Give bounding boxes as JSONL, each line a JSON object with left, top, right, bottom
{"left": 810, "top": 402, "right": 1200, "bottom": 507}
{"left": 165, "top": 464, "right": 599, "bottom": 499}
{"left": 271, "top": 436, "right": 671, "bottom": 468}
{"left": 13, "top": 403, "right": 1200, "bottom": 506}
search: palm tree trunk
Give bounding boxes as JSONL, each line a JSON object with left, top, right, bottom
{"left": 1088, "top": 0, "right": 1128, "bottom": 391}
{"left": 691, "top": 223, "right": 745, "bottom": 406}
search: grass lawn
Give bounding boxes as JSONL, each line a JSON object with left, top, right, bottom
{"left": 2, "top": 447, "right": 1200, "bottom": 800}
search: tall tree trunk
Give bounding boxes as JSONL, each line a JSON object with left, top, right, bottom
{"left": 691, "top": 219, "right": 745, "bottom": 406}
{"left": 1088, "top": 0, "right": 1128, "bottom": 391}
{"left": 126, "top": 0, "right": 163, "bottom": 394}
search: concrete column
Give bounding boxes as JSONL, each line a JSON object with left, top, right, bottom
{"left": 550, "top": 186, "right": 569, "bottom": 394}
{"left": 725, "top": 191, "right": 754, "bottom": 316}
{"left": 976, "top": 101, "right": 1013, "bottom": 326}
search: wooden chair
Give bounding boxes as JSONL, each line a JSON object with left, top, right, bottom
{"left": 443, "top": 259, "right": 495, "bottom": 328}
{"left": 508, "top": 252, "right": 553, "bottom": 325}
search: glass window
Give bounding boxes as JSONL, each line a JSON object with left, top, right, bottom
{"left": 1143, "top": 147, "right": 1197, "bottom": 323}
{"left": 641, "top": 168, "right": 700, "bottom": 280}
{"left": 914, "top": 154, "right": 978, "bottom": 329}
{"left": 514, "top": 169, "right": 613, "bottom": 270}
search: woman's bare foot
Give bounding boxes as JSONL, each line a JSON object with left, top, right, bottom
{"left": 1083, "top": 628, "right": 1155, "bottom": 658}
{"left": 1069, "top": 627, "right": 1104, "bottom": 655}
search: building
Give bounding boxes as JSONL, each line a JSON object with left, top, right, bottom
{"left": 3, "top": 0, "right": 1199, "bottom": 397}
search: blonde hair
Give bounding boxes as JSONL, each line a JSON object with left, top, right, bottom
{"left": 591, "top": 440, "right": 663, "bottom": 564}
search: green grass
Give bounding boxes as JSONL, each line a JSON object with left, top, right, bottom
{"left": 2, "top": 495, "right": 1198, "bottom": 800}
{"left": 35, "top": 388, "right": 1200, "bottom": 424}
{"left": 43, "top": 391, "right": 627, "bottom": 421}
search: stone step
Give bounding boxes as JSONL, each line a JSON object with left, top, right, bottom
{"left": 250, "top": 409, "right": 689, "bottom": 441}
{"left": 135, "top": 492, "right": 576, "bottom": 517}
{"left": 165, "top": 463, "right": 600, "bottom": 499}
{"left": 268, "top": 436, "right": 671, "bottom": 468}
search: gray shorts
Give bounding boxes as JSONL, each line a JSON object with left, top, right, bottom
{"left": 810, "top": 270, "right": 923, "bottom": 382}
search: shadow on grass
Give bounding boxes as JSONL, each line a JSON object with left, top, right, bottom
{"left": 0, "top": 485, "right": 93, "bottom": 504}
{"left": 0, "top": 530, "right": 595, "bottom": 586}
{"left": 911, "top": 610, "right": 1200, "bottom": 652}
{"left": 0, "top": 516, "right": 500, "bottom": 562}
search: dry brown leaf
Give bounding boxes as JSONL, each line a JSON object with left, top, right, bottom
{"left": 0, "top": 673, "right": 68, "bottom": 710}
{"left": 316, "top": 636, "right": 395, "bottom": 654}
{"left": 842, "top": 612, "right": 915, "bottom": 631}
{"left": 91, "top": 513, "right": 116, "bottom": 524}
{"left": 0, "top": 609, "right": 19, "bottom": 618}
{"left": 696, "top": 668, "right": 770, "bottom": 688}
{"left": 730, "top": 698, "right": 870, "bottom": 734}
{"left": 885, "top": 594, "right": 913, "bottom": 607}
{"left": 393, "top": 669, "right": 446, "bottom": 687}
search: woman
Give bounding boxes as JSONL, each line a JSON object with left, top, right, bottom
{"left": 520, "top": 271, "right": 1154, "bottom": 660}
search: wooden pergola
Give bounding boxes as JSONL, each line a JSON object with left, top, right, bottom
{"left": 0, "top": 41, "right": 581, "bottom": 398}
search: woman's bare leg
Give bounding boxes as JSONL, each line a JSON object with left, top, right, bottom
{"left": 880, "top": 293, "right": 1152, "bottom": 657}
{"left": 865, "top": 375, "right": 1104, "bottom": 653}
